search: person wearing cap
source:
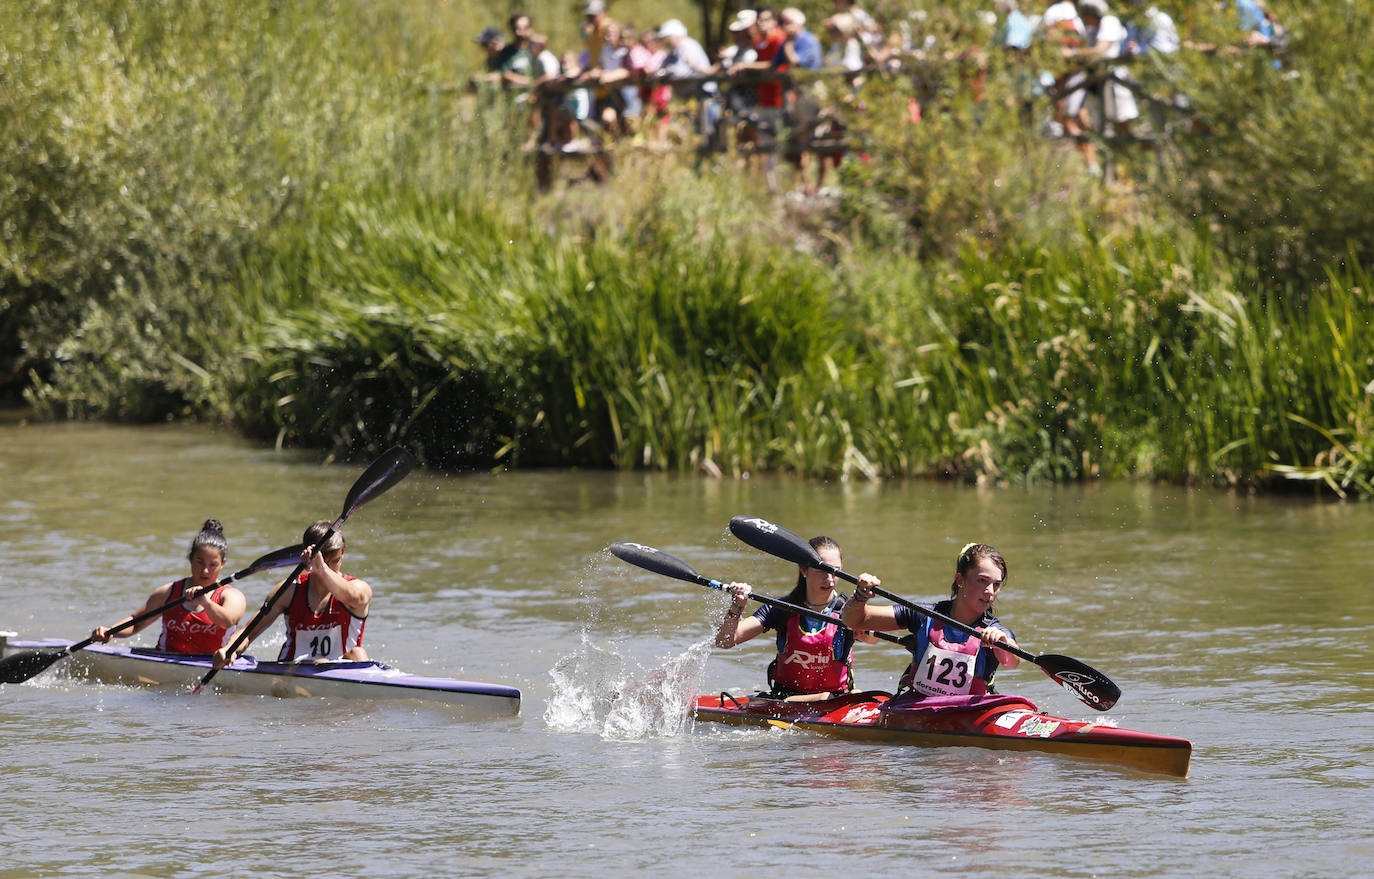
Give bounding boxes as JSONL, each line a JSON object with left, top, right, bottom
{"left": 469, "top": 26, "right": 507, "bottom": 90}
{"left": 655, "top": 19, "right": 719, "bottom": 133}
{"left": 1040, "top": 2, "right": 1087, "bottom": 156}
{"left": 842, "top": 543, "right": 1021, "bottom": 701}
{"left": 732, "top": 7, "right": 787, "bottom": 111}
{"left": 718, "top": 9, "right": 761, "bottom": 119}
{"left": 582, "top": 0, "right": 613, "bottom": 69}
{"left": 719, "top": 9, "right": 760, "bottom": 68}
{"left": 475, "top": 26, "right": 505, "bottom": 68}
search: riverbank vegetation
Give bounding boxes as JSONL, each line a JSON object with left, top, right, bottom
{"left": 3, "top": 0, "right": 1372, "bottom": 495}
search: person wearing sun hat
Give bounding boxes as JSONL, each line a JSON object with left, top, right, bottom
{"left": 728, "top": 8, "right": 758, "bottom": 35}
{"left": 717, "top": 9, "right": 758, "bottom": 69}
{"left": 843, "top": 542, "right": 1021, "bottom": 700}
{"left": 1063, "top": 0, "right": 1139, "bottom": 156}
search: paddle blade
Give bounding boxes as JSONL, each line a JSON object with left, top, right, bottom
{"left": 607, "top": 542, "right": 712, "bottom": 587}
{"left": 339, "top": 446, "right": 417, "bottom": 522}
{"left": 728, "top": 516, "right": 824, "bottom": 569}
{"left": 1037, "top": 653, "right": 1122, "bottom": 711}
{"left": 233, "top": 543, "right": 306, "bottom": 580}
{"left": 0, "top": 648, "right": 69, "bottom": 684}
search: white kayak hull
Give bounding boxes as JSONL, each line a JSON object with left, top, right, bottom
{"left": 1, "top": 634, "right": 520, "bottom": 716}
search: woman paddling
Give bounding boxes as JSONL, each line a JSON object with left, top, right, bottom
{"left": 842, "top": 542, "right": 1020, "bottom": 698}
{"left": 715, "top": 535, "right": 880, "bottom": 700}
{"left": 91, "top": 519, "right": 247, "bottom": 654}
{"left": 214, "top": 519, "right": 372, "bottom": 666}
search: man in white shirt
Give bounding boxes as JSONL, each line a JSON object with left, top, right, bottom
{"left": 656, "top": 19, "right": 721, "bottom": 140}
{"left": 1066, "top": 0, "right": 1139, "bottom": 133}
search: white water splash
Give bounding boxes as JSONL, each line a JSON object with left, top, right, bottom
{"left": 544, "top": 635, "right": 712, "bottom": 740}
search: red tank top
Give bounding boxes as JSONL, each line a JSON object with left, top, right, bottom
{"left": 278, "top": 572, "right": 366, "bottom": 661}
{"left": 157, "top": 578, "right": 233, "bottom": 654}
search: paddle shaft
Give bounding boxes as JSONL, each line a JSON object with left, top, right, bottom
{"left": 194, "top": 447, "right": 415, "bottom": 692}
{"left": 606, "top": 542, "right": 904, "bottom": 645}
{"left": 847, "top": 578, "right": 1033, "bottom": 662}
{"left": 701, "top": 573, "right": 903, "bottom": 645}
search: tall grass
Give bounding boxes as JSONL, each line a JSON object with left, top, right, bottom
{"left": 844, "top": 234, "right": 1374, "bottom": 492}
{"left": 217, "top": 181, "right": 1373, "bottom": 493}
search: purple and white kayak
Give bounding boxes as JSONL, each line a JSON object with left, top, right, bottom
{"left": 0, "top": 633, "right": 520, "bottom": 716}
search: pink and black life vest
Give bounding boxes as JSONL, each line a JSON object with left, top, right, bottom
{"left": 898, "top": 621, "right": 989, "bottom": 698}
{"left": 770, "top": 606, "right": 852, "bottom": 695}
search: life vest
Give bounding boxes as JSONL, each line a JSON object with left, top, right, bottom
{"left": 769, "top": 599, "right": 852, "bottom": 695}
{"left": 157, "top": 578, "right": 233, "bottom": 654}
{"left": 898, "top": 621, "right": 990, "bottom": 698}
{"left": 278, "top": 572, "right": 366, "bottom": 662}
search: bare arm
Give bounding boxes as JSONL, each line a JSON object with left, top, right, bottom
{"left": 305, "top": 549, "right": 372, "bottom": 617}
{"left": 714, "top": 582, "right": 766, "bottom": 647}
{"left": 839, "top": 573, "right": 901, "bottom": 632}
{"left": 187, "top": 585, "right": 246, "bottom": 630}
{"left": 91, "top": 582, "right": 175, "bottom": 642}
{"left": 980, "top": 625, "right": 1021, "bottom": 669}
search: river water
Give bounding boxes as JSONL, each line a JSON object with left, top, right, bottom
{"left": 1, "top": 422, "right": 1371, "bottom": 877}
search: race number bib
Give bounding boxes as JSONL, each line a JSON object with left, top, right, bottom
{"left": 290, "top": 624, "right": 344, "bottom": 661}
{"left": 910, "top": 643, "right": 976, "bottom": 697}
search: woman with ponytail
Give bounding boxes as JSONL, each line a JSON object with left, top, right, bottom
{"left": 91, "top": 519, "right": 247, "bottom": 654}
{"left": 715, "top": 535, "right": 880, "bottom": 700}
{"left": 215, "top": 519, "right": 373, "bottom": 666}
{"left": 842, "top": 542, "right": 1021, "bottom": 699}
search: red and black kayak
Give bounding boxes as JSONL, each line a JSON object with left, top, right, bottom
{"left": 693, "top": 691, "right": 1191, "bottom": 777}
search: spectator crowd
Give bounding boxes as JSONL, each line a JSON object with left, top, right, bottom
{"left": 469, "top": 0, "right": 1288, "bottom": 189}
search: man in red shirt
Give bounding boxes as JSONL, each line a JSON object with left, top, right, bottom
{"left": 736, "top": 8, "right": 787, "bottom": 109}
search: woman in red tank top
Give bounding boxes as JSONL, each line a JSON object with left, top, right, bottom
{"left": 215, "top": 519, "right": 373, "bottom": 665}
{"left": 714, "top": 535, "right": 881, "bottom": 699}
{"left": 91, "top": 519, "right": 247, "bottom": 654}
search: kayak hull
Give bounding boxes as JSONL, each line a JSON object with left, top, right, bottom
{"left": 693, "top": 691, "right": 1191, "bottom": 777}
{"left": 1, "top": 634, "right": 520, "bottom": 716}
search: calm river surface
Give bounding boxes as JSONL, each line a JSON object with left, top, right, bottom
{"left": 2, "top": 422, "right": 1371, "bottom": 877}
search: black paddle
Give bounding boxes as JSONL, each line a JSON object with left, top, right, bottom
{"left": 192, "top": 446, "right": 417, "bottom": 694}
{"left": 0, "top": 543, "right": 305, "bottom": 685}
{"left": 727, "top": 515, "right": 1123, "bottom": 711}
{"left": 606, "top": 541, "right": 906, "bottom": 646}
